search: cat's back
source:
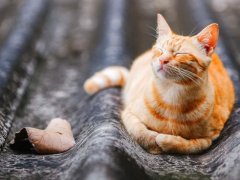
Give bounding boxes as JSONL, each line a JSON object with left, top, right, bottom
{"left": 208, "top": 53, "right": 235, "bottom": 126}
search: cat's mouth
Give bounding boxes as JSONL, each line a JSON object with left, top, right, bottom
{"left": 152, "top": 61, "right": 185, "bottom": 81}
{"left": 152, "top": 61, "right": 172, "bottom": 79}
{"left": 157, "top": 64, "right": 166, "bottom": 72}
{"left": 157, "top": 65, "right": 172, "bottom": 77}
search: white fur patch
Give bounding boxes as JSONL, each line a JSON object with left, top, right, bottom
{"left": 103, "top": 69, "right": 121, "bottom": 84}
{"left": 92, "top": 76, "right": 106, "bottom": 88}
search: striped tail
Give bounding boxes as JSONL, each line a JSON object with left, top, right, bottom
{"left": 84, "top": 66, "right": 129, "bottom": 95}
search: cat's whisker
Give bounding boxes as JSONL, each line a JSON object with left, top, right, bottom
{"left": 179, "top": 68, "right": 204, "bottom": 82}
{"left": 173, "top": 68, "right": 197, "bottom": 84}
{"left": 173, "top": 65, "right": 204, "bottom": 82}
{"left": 144, "top": 32, "right": 158, "bottom": 39}
{"left": 177, "top": 69, "right": 202, "bottom": 86}
{"left": 146, "top": 25, "right": 158, "bottom": 39}
{"left": 167, "top": 68, "right": 182, "bottom": 80}
{"left": 167, "top": 65, "right": 203, "bottom": 86}
{"left": 182, "top": 73, "right": 202, "bottom": 86}
{"left": 146, "top": 25, "right": 158, "bottom": 34}
{"left": 188, "top": 24, "right": 199, "bottom": 36}
{"left": 167, "top": 66, "right": 190, "bottom": 82}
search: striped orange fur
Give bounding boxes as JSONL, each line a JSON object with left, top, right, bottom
{"left": 84, "top": 14, "right": 235, "bottom": 154}
{"left": 143, "top": 94, "right": 211, "bottom": 126}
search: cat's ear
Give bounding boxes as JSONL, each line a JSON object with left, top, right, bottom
{"left": 157, "top": 14, "right": 172, "bottom": 37}
{"left": 195, "top": 23, "right": 219, "bottom": 56}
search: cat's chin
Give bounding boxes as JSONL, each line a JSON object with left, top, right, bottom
{"left": 153, "top": 69, "right": 169, "bottom": 81}
{"left": 152, "top": 62, "right": 172, "bottom": 80}
{"left": 152, "top": 64, "right": 178, "bottom": 82}
{"left": 153, "top": 69, "right": 180, "bottom": 83}
{"left": 152, "top": 65, "right": 166, "bottom": 76}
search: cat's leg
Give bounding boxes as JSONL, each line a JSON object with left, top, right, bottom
{"left": 156, "top": 134, "right": 212, "bottom": 154}
{"left": 84, "top": 66, "right": 129, "bottom": 94}
{"left": 122, "top": 109, "right": 162, "bottom": 154}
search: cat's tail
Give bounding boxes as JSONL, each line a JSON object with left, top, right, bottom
{"left": 84, "top": 66, "right": 129, "bottom": 95}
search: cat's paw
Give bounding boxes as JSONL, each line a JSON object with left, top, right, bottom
{"left": 140, "top": 131, "right": 162, "bottom": 154}
{"left": 156, "top": 134, "right": 182, "bottom": 152}
{"left": 146, "top": 144, "right": 162, "bottom": 154}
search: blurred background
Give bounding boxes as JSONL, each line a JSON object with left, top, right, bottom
{"left": 1, "top": 0, "right": 240, "bottom": 58}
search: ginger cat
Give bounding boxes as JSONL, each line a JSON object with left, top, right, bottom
{"left": 84, "top": 14, "right": 235, "bottom": 154}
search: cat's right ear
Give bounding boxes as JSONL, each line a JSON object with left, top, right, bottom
{"left": 195, "top": 23, "right": 219, "bottom": 56}
{"left": 157, "top": 14, "right": 172, "bottom": 37}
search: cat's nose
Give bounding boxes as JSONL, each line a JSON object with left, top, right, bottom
{"left": 159, "top": 55, "right": 171, "bottom": 67}
{"left": 160, "top": 59, "right": 169, "bottom": 65}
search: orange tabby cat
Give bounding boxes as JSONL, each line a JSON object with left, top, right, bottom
{"left": 84, "top": 14, "right": 235, "bottom": 154}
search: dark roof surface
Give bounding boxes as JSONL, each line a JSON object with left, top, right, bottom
{"left": 0, "top": 0, "right": 240, "bottom": 179}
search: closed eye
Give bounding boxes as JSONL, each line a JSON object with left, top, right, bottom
{"left": 188, "top": 59, "right": 197, "bottom": 63}
{"left": 174, "top": 52, "right": 190, "bottom": 56}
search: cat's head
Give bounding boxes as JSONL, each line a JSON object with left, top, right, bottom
{"left": 151, "top": 14, "right": 219, "bottom": 85}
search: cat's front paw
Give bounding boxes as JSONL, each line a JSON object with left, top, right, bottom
{"left": 156, "top": 134, "right": 182, "bottom": 153}
{"left": 146, "top": 143, "right": 162, "bottom": 154}
{"left": 140, "top": 131, "right": 162, "bottom": 154}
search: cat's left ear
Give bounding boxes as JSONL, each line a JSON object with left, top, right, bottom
{"left": 195, "top": 23, "right": 219, "bottom": 56}
{"left": 157, "top": 14, "right": 172, "bottom": 37}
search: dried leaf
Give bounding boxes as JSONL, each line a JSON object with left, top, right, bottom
{"left": 10, "top": 118, "right": 75, "bottom": 154}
